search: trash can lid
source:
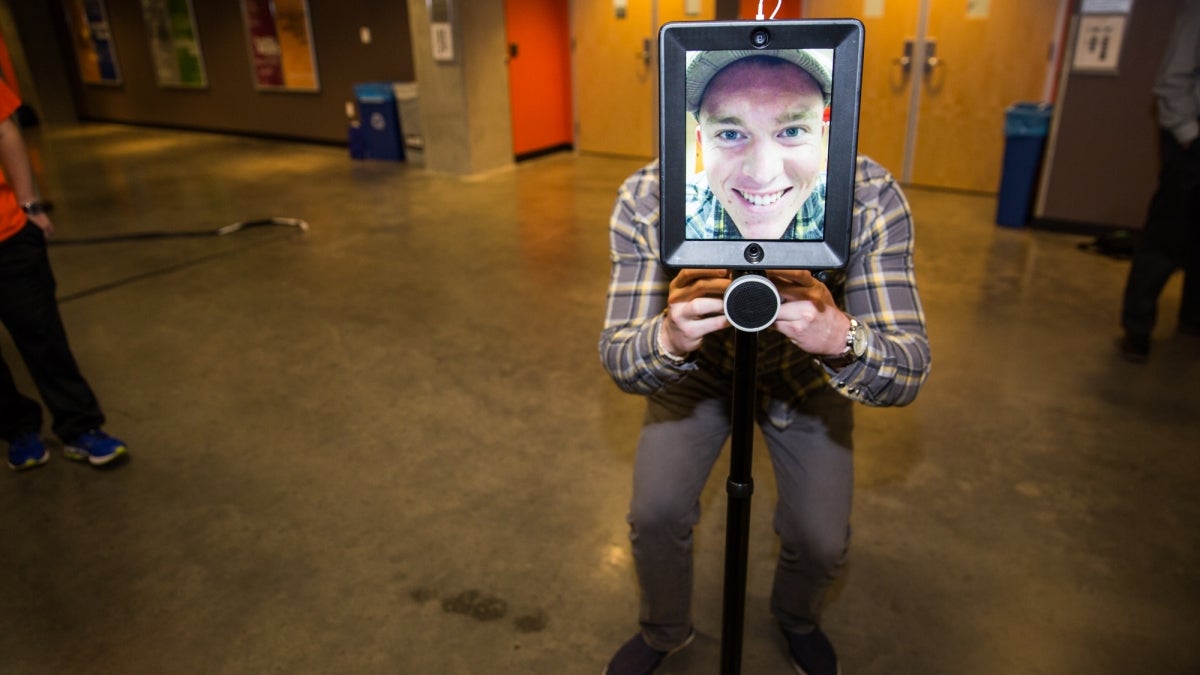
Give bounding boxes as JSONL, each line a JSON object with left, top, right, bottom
{"left": 1005, "top": 101, "right": 1052, "bottom": 116}
{"left": 354, "top": 82, "right": 395, "bottom": 102}
{"left": 1004, "top": 102, "right": 1052, "bottom": 137}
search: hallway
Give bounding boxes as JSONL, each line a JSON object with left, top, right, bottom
{"left": 1, "top": 123, "right": 1197, "bottom": 674}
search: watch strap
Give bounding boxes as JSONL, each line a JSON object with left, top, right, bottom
{"left": 823, "top": 316, "right": 865, "bottom": 367}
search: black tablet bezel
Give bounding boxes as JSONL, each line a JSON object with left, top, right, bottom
{"left": 659, "top": 19, "right": 864, "bottom": 270}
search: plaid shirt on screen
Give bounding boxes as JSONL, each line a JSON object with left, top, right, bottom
{"left": 599, "top": 156, "right": 930, "bottom": 425}
{"left": 685, "top": 173, "right": 826, "bottom": 241}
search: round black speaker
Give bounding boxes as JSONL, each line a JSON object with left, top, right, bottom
{"left": 724, "top": 275, "right": 780, "bottom": 332}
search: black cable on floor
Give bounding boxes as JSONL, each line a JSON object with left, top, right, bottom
{"left": 47, "top": 217, "right": 309, "bottom": 246}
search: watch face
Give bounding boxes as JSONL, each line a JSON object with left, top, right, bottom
{"left": 851, "top": 322, "right": 868, "bottom": 357}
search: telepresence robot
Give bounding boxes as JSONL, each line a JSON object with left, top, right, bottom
{"left": 657, "top": 17, "right": 863, "bottom": 674}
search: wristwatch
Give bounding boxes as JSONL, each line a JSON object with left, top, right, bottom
{"left": 825, "top": 316, "right": 868, "bottom": 367}
{"left": 21, "top": 201, "right": 46, "bottom": 216}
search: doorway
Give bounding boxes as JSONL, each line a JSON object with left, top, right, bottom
{"left": 505, "top": 0, "right": 573, "bottom": 159}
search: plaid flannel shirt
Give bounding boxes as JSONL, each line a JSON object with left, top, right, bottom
{"left": 599, "top": 156, "right": 930, "bottom": 425}
{"left": 685, "top": 173, "right": 826, "bottom": 241}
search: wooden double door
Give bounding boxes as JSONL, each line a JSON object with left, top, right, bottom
{"left": 805, "top": 0, "right": 1065, "bottom": 192}
{"left": 571, "top": 0, "right": 1063, "bottom": 193}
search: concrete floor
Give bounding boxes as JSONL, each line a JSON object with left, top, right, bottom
{"left": 1, "top": 123, "right": 1197, "bottom": 675}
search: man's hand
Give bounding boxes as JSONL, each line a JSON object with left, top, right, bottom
{"left": 27, "top": 212, "right": 54, "bottom": 238}
{"left": 768, "top": 269, "right": 849, "bottom": 357}
{"left": 661, "top": 268, "right": 732, "bottom": 356}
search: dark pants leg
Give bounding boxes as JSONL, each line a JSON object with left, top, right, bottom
{"left": 1121, "top": 128, "right": 1200, "bottom": 337}
{"left": 0, "top": 223, "right": 104, "bottom": 442}
{"left": 627, "top": 368, "right": 853, "bottom": 650}
{"left": 762, "top": 387, "right": 854, "bottom": 635}
{"left": 0, "top": 353, "right": 44, "bottom": 441}
{"left": 1181, "top": 201, "right": 1200, "bottom": 329}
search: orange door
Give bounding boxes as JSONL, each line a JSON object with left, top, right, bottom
{"left": 505, "top": 0, "right": 573, "bottom": 157}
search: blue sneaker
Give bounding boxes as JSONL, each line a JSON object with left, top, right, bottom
{"left": 7, "top": 432, "right": 50, "bottom": 471}
{"left": 64, "top": 429, "right": 128, "bottom": 466}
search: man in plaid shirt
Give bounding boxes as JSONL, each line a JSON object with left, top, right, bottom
{"left": 600, "top": 48, "right": 930, "bottom": 675}
{"left": 599, "top": 152, "right": 930, "bottom": 673}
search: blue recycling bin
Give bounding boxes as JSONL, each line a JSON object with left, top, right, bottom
{"left": 996, "top": 102, "right": 1052, "bottom": 227}
{"left": 353, "top": 83, "right": 402, "bottom": 161}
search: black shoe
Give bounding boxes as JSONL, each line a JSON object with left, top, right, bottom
{"left": 602, "top": 630, "right": 694, "bottom": 675}
{"left": 1116, "top": 334, "right": 1150, "bottom": 363}
{"left": 782, "top": 625, "right": 839, "bottom": 675}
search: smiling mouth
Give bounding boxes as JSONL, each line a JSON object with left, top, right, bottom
{"left": 735, "top": 188, "right": 789, "bottom": 207}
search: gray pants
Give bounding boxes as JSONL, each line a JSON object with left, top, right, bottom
{"left": 629, "top": 369, "right": 854, "bottom": 651}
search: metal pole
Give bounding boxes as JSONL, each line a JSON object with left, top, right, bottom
{"left": 719, "top": 326, "right": 758, "bottom": 675}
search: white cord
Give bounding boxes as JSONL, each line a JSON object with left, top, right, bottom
{"left": 756, "top": 0, "right": 783, "bottom": 21}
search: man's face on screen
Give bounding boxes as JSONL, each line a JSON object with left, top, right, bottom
{"left": 697, "top": 58, "right": 826, "bottom": 239}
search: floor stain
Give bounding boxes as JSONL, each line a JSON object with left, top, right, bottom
{"left": 410, "top": 587, "right": 438, "bottom": 604}
{"left": 513, "top": 610, "right": 548, "bottom": 633}
{"left": 442, "top": 589, "right": 508, "bottom": 621}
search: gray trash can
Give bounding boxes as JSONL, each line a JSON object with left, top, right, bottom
{"left": 392, "top": 82, "right": 424, "bottom": 165}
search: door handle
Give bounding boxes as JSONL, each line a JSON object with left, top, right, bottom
{"left": 895, "top": 39, "right": 942, "bottom": 76}
{"left": 924, "top": 39, "right": 940, "bottom": 74}
{"left": 893, "top": 38, "right": 914, "bottom": 74}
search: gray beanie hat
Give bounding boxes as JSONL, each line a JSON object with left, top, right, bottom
{"left": 686, "top": 49, "right": 832, "bottom": 115}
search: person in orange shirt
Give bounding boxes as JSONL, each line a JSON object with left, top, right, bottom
{"left": 0, "top": 79, "right": 128, "bottom": 470}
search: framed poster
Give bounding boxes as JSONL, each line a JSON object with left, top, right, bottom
{"left": 141, "top": 0, "right": 207, "bottom": 87}
{"left": 241, "top": 0, "right": 320, "bottom": 91}
{"left": 63, "top": 0, "right": 121, "bottom": 85}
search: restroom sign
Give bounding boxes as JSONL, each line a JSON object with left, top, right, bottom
{"left": 1072, "top": 15, "right": 1125, "bottom": 74}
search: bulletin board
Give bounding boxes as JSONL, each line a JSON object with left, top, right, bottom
{"left": 141, "top": 0, "right": 207, "bottom": 88}
{"left": 63, "top": 0, "right": 121, "bottom": 85}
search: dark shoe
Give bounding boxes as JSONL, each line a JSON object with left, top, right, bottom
{"left": 602, "top": 630, "right": 694, "bottom": 675}
{"left": 1116, "top": 334, "right": 1150, "bottom": 363}
{"left": 782, "top": 625, "right": 839, "bottom": 675}
{"left": 7, "top": 432, "right": 49, "bottom": 471}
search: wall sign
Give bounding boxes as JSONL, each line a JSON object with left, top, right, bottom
{"left": 1080, "top": 0, "right": 1133, "bottom": 14}
{"left": 1073, "top": 15, "right": 1126, "bottom": 74}
{"left": 428, "top": 0, "right": 455, "bottom": 62}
